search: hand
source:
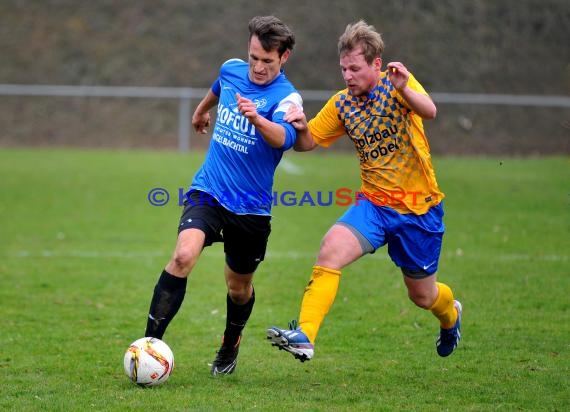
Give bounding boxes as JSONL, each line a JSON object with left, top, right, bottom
{"left": 192, "top": 111, "right": 211, "bottom": 134}
{"left": 387, "top": 62, "right": 437, "bottom": 119}
{"left": 283, "top": 104, "right": 307, "bottom": 131}
{"left": 387, "top": 62, "right": 410, "bottom": 92}
{"left": 236, "top": 93, "right": 259, "bottom": 123}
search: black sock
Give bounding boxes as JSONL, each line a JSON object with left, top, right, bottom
{"left": 223, "top": 288, "right": 255, "bottom": 347}
{"left": 145, "top": 270, "right": 187, "bottom": 339}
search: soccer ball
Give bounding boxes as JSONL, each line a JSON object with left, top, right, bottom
{"left": 124, "top": 337, "right": 174, "bottom": 387}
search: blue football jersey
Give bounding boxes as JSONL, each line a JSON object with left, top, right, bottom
{"left": 190, "top": 59, "right": 302, "bottom": 215}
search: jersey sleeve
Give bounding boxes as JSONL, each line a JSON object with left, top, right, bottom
{"left": 396, "top": 73, "right": 429, "bottom": 109}
{"left": 272, "top": 92, "right": 303, "bottom": 150}
{"left": 307, "top": 92, "right": 346, "bottom": 148}
{"left": 210, "top": 65, "right": 222, "bottom": 97}
{"left": 404, "top": 72, "right": 428, "bottom": 94}
{"left": 212, "top": 59, "right": 244, "bottom": 97}
{"left": 211, "top": 77, "right": 221, "bottom": 96}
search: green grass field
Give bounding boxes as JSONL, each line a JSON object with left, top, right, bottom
{"left": 1, "top": 148, "right": 568, "bottom": 411}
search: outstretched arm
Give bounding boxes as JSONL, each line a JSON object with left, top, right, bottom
{"left": 283, "top": 105, "right": 317, "bottom": 152}
{"left": 387, "top": 62, "right": 437, "bottom": 120}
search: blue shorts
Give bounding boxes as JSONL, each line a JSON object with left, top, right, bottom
{"left": 337, "top": 200, "right": 445, "bottom": 276}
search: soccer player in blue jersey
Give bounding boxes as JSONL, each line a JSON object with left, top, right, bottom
{"left": 143, "top": 16, "right": 302, "bottom": 376}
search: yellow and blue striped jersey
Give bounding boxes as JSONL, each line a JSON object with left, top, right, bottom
{"left": 308, "top": 71, "right": 444, "bottom": 214}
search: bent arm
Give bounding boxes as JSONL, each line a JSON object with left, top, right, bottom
{"left": 236, "top": 93, "right": 289, "bottom": 148}
{"left": 192, "top": 89, "right": 219, "bottom": 134}
{"left": 398, "top": 87, "right": 437, "bottom": 119}
{"left": 387, "top": 62, "right": 437, "bottom": 119}
{"left": 250, "top": 115, "right": 288, "bottom": 149}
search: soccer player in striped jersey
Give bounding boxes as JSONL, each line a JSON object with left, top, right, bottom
{"left": 268, "top": 20, "right": 461, "bottom": 361}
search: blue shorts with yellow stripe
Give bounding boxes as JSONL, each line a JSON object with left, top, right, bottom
{"left": 337, "top": 199, "right": 445, "bottom": 277}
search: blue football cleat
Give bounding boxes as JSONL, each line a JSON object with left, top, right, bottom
{"left": 267, "top": 320, "right": 314, "bottom": 362}
{"left": 436, "top": 300, "right": 462, "bottom": 357}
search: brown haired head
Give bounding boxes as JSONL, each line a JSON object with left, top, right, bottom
{"left": 338, "top": 20, "right": 384, "bottom": 65}
{"left": 248, "top": 16, "right": 295, "bottom": 57}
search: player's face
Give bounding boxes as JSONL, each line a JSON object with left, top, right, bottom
{"left": 340, "top": 47, "right": 381, "bottom": 96}
{"left": 248, "top": 35, "right": 290, "bottom": 85}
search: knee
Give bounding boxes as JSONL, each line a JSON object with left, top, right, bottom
{"left": 315, "top": 225, "right": 363, "bottom": 269}
{"left": 316, "top": 236, "right": 340, "bottom": 266}
{"left": 408, "top": 290, "right": 436, "bottom": 309}
{"left": 228, "top": 282, "right": 253, "bottom": 304}
{"left": 168, "top": 250, "right": 198, "bottom": 275}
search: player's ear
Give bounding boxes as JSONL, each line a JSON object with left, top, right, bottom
{"left": 280, "top": 49, "right": 291, "bottom": 65}
{"left": 374, "top": 57, "right": 382, "bottom": 71}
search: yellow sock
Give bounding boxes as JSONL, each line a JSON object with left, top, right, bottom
{"left": 298, "top": 265, "right": 341, "bottom": 343}
{"left": 429, "top": 282, "right": 458, "bottom": 329}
